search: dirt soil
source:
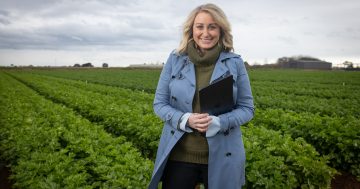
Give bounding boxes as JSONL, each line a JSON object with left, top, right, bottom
{"left": 0, "top": 163, "right": 11, "bottom": 189}
{"left": 331, "top": 172, "right": 360, "bottom": 189}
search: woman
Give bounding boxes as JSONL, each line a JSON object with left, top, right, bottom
{"left": 148, "top": 3, "right": 254, "bottom": 189}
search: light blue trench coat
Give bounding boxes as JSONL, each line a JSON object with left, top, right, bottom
{"left": 148, "top": 50, "right": 254, "bottom": 189}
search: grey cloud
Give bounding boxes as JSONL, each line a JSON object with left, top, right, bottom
{"left": 0, "top": 16, "right": 174, "bottom": 51}
{"left": 326, "top": 27, "right": 360, "bottom": 41}
{"left": 0, "top": 0, "right": 59, "bottom": 11}
{"left": 344, "top": 27, "right": 360, "bottom": 40}
{"left": 0, "top": 9, "right": 10, "bottom": 16}
{"left": 277, "top": 36, "right": 298, "bottom": 45}
{"left": 0, "top": 18, "right": 11, "bottom": 25}
{"left": 101, "top": 0, "right": 139, "bottom": 6}
{"left": 0, "top": 31, "right": 50, "bottom": 49}
{"left": 1, "top": 0, "right": 360, "bottom": 66}
{"left": 0, "top": 0, "right": 175, "bottom": 50}
{"left": 0, "top": 9, "right": 11, "bottom": 25}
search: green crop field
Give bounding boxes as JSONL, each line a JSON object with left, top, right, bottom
{"left": 0, "top": 67, "right": 359, "bottom": 188}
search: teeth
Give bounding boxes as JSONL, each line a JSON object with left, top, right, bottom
{"left": 202, "top": 39, "right": 212, "bottom": 43}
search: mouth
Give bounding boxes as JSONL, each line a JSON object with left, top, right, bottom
{"left": 200, "top": 38, "right": 213, "bottom": 44}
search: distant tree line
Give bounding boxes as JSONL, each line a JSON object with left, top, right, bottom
{"left": 73, "top": 63, "right": 109, "bottom": 68}
{"left": 250, "top": 56, "right": 332, "bottom": 70}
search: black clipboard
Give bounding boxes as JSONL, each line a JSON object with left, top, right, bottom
{"left": 199, "top": 74, "right": 234, "bottom": 116}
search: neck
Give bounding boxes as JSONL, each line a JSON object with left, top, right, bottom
{"left": 187, "top": 40, "right": 222, "bottom": 67}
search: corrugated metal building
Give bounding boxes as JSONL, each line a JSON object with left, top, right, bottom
{"left": 279, "top": 57, "right": 332, "bottom": 70}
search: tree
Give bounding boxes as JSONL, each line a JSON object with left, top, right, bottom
{"left": 343, "top": 61, "right": 353, "bottom": 69}
{"left": 82, "top": 63, "right": 94, "bottom": 67}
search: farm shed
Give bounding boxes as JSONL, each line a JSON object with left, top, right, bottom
{"left": 278, "top": 56, "right": 332, "bottom": 70}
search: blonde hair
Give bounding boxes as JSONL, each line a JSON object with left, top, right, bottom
{"left": 177, "top": 3, "right": 234, "bottom": 54}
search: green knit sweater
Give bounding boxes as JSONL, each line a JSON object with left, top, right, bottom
{"left": 169, "top": 41, "right": 222, "bottom": 164}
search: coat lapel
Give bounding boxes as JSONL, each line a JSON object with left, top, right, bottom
{"left": 210, "top": 61, "right": 228, "bottom": 84}
{"left": 180, "top": 52, "right": 238, "bottom": 86}
{"left": 181, "top": 57, "right": 196, "bottom": 86}
{"left": 210, "top": 52, "right": 237, "bottom": 84}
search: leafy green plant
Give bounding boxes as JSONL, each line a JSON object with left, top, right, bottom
{"left": 0, "top": 73, "right": 153, "bottom": 189}
{"left": 242, "top": 124, "right": 336, "bottom": 188}
{"left": 252, "top": 108, "right": 360, "bottom": 178}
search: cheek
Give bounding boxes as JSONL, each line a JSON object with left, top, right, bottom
{"left": 208, "top": 32, "right": 220, "bottom": 44}
{"left": 211, "top": 30, "right": 221, "bottom": 39}
{"left": 192, "top": 30, "right": 201, "bottom": 38}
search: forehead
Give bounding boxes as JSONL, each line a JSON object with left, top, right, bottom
{"left": 194, "top": 11, "right": 216, "bottom": 24}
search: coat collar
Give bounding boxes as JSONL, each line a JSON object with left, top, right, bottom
{"left": 218, "top": 51, "right": 239, "bottom": 62}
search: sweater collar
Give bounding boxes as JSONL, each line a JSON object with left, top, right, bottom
{"left": 176, "top": 49, "right": 239, "bottom": 65}
{"left": 186, "top": 40, "right": 222, "bottom": 67}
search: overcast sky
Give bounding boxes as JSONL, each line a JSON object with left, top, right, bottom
{"left": 0, "top": 0, "right": 359, "bottom": 67}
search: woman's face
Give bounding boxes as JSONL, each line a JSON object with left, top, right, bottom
{"left": 192, "top": 11, "right": 221, "bottom": 52}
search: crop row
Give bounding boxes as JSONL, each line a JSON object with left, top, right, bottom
{"left": 26, "top": 68, "right": 360, "bottom": 98}
{"left": 10, "top": 72, "right": 163, "bottom": 159}
{"left": 251, "top": 108, "right": 360, "bottom": 178}
{"left": 253, "top": 91, "right": 359, "bottom": 118}
{"left": 242, "top": 124, "right": 336, "bottom": 188}
{"left": 0, "top": 73, "right": 152, "bottom": 188}
{"left": 248, "top": 69, "right": 360, "bottom": 86}
{"left": 27, "top": 69, "right": 360, "bottom": 118}
{"left": 18, "top": 72, "right": 359, "bottom": 177}
{"left": 5, "top": 71, "right": 337, "bottom": 188}
{"left": 252, "top": 80, "right": 359, "bottom": 100}
{"left": 28, "top": 68, "right": 160, "bottom": 93}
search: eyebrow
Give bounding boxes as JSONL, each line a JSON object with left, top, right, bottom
{"left": 194, "top": 23, "right": 218, "bottom": 26}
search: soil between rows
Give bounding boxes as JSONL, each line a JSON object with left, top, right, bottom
{"left": 1, "top": 162, "right": 359, "bottom": 189}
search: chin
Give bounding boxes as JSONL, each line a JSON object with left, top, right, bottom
{"left": 200, "top": 42, "right": 215, "bottom": 48}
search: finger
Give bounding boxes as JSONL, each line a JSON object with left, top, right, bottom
{"left": 193, "top": 121, "right": 209, "bottom": 128}
{"left": 196, "top": 116, "right": 212, "bottom": 124}
{"left": 195, "top": 120, "right": 212, "bottom": 129}
{"left": 195, "top": 123, "right": 208, "bottom": 129}
{"left": 188, "top": 114, "right": 211, "bottom": 129}
{"left": 197, "top": 126, "right": 208, "bottom": 133}
{"left": 192, "top": 113, "right": 209, "bottom": 119}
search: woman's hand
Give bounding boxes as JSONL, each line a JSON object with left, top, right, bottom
{"left": 187, "top": 113, "right": 212, "bottom": 133}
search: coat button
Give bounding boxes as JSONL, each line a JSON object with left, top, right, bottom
{"left": 166, "top": 113, "right": 172, "bottom": 120}
{"left": 226, "top": 152, "right": 232, "bottom": 157}
{"left": 171, "top": 130, "right": 175, "bottom": 135}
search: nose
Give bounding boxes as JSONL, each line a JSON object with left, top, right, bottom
{"left": 203, "top": 28, "right": 210, "bottom": 36}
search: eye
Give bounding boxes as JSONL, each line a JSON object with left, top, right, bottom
{"left": 195, "top": 25, "right": 204, "bottom": 30}
{"left": 208, "top": 24, "right": 219, "bottom": 30}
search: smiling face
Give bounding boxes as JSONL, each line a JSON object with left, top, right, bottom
{"left": 192, "top": 11, "right": 221, "bottom": 52}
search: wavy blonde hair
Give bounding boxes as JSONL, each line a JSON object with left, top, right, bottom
{"left": 177, "top": 3, "right": 234, "bottom": 54}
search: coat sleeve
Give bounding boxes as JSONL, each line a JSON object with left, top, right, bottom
{"left": 218, "top": 57, "right": 255, "bottom": 131}
{"left": 153, "top": 53, "right": 184, "bottom": 130}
